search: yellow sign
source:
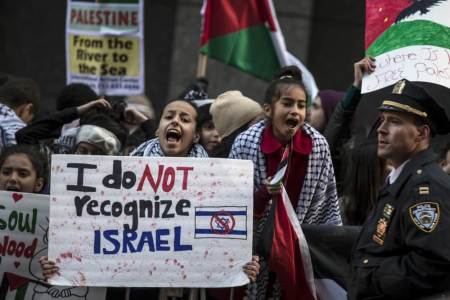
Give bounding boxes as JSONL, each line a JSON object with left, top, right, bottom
{"left": 69, "top": 34, "right": 139, "bottom": 77}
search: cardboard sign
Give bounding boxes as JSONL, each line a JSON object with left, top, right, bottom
{"left": 49, "top": 155, "right": 253, "bottom": 287}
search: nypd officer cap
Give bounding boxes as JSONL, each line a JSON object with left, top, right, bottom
{"left": 378, "top": 79, "right": 450, "bottom": 135}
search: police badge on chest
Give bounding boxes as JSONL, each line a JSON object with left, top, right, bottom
{"left": 372, "top": 203, "right": 395, "bottom": 245}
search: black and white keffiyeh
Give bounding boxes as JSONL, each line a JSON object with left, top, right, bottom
{"left": 229, "top": 119, "right": 341, "bottom": 299}
{"left": 0, "top": 103, "right": 25, "bottom": 149}
{"left": 230, "top": 119, "right": 341, "bottom": 225}
{"left": 130, "top": 138, "right": 208, "bottom": 158}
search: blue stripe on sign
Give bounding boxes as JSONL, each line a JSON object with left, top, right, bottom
{"left": 195, "top": 229, "right": 247, "bottom": 235}
{"left": 195, "top": 211, "right": 247, "bottom": 216}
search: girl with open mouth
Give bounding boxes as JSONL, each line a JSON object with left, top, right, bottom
{"left": 130, "top": 99, "right": 207, "bottom": 158}
{"left": 229, "top": 66, "right": 341, "bottom": 299}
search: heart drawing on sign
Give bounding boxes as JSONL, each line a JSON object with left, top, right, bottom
{"left": 14, "top": 261, "right": 20, "bottom": 268}
{"left": 12, "top": 193, "right": 23, "bottom": 202}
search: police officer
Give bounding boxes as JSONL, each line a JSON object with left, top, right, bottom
{"left": 348, "top": 79, "right": 450, "bottom": 299}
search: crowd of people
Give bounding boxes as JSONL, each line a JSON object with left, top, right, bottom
{"left": 0, "top": 56, "right": 449, "bottom": 300}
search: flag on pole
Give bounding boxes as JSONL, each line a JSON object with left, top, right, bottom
{"left": 200, "top": 0, "right": 319, "bottom": 99}
{"left": 362, "top": 0, "right": 450, "bottom": 93}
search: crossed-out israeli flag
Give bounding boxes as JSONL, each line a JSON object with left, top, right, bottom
{"left": 194, "top": 206, "right": 248, "bottom": 240}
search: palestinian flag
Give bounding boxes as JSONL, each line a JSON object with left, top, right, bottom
{"left": 362, "top": 0, "right": 450, "bottom": 93}
{"left": 200, "top": 0, "right": 318, "bottom": 99}
{"left": 257, "top": 146, "right": 317, "bottom": 300}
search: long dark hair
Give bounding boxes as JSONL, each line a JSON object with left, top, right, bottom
{"left": 0, "top": 144, "right": 49, "bottom": 187}
{"left": 342, "top": 140, "right": 386, "bottom": 225}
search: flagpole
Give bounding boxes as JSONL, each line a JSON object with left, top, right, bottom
{"left": 196, "top": 53, "right": 208, "bottom": 78}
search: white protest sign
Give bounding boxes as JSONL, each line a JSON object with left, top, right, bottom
{"left": 362, "top": 1, "right": 450, "bottom": 94}
{"left": 0, "top": 191, "right": 48, "bottom": 280}
{"left": 49, "top": 155, "right": 253, "bottom": 287}
{"left": 0, "top": 191, "right": 107, "bottom": 300}
{"left": 362, "top": 45, "right": 450, "bottom": 93}
{"left": 66, "top": 0, "right": 144, "bottom": 95}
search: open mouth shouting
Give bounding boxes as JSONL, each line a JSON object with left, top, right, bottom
{"left": 166, "top": 128, "right": 182, "bottom": 144}
{"left": 285, "top": 117, "right": 300, "bottom": 130}
{"left": 157, "top": 100, "right": 199, "bottom": 156}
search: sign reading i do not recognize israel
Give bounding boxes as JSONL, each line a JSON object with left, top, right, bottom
{"left": 48, "top": 155, "right": 253, "bottom": 287}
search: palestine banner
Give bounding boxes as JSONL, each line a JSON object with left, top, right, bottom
{"left": 200, "top": 0, "right": 318, "bottom": 99}
{"left": 355, "top": 0, "right": 450, "bottom": 136}
{"left": 363, "top": 0, "right": 450, "bottom": 93}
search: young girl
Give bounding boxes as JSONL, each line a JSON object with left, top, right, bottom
{"left": 229, "top": 66, "right": 341, "bottom": 299}
{"left": 131, "top": 99, "right": 208, "bottom": 158}
{"left": 0, "top": 145, "right": 96, "bottom": 300}
{"left": 0, "top": 144, "right": 47, "bottom": 193}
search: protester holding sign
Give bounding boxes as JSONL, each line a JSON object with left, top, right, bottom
{"left": 324, "top": 56, "right": 377, "bottom": 193}
{"left": 40, "top": 99, "right": 259, "bottom": 300}
{"left": 131, "top": 100, "right": 207, "bottom": 158}
{"left": 229, "top": 66, "right": 341, "bottom": 299}
{"left": 0, "top": 145, "right": 96, "bottom": 300}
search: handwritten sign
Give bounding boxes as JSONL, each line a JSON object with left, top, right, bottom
{"left": 66, "top": 0, "right": 144, "bottom": 95}
{"left": 49, "top": 155, "right": 253, "bottom": 287}
{"left": 0, "top": 191, "right": 107, "bottom": 300}
{"left": 362, "top": 45, "right": 450, "bottom": 93}
{"left": 0, "top": 191, "right": 48, "bottom": 279}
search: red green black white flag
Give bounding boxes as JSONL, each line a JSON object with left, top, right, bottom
{"left": 200, "top": 0, "right": 318, "bottom": 99}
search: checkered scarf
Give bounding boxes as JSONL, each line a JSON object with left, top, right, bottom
{"left": 0, "top": 103, "right": 25, "bottom": 150}
{"left": 229, "top": 119, "right": 341, "bottom": 299}
{"left": 130, "top": 138, "right": 208, "bottom": 158}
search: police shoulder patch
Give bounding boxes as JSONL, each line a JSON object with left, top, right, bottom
{"left": 409, "top": 202, "right": 440, "bottom": 233}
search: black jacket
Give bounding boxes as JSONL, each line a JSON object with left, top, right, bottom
{"left": 324, "top": 85, "right": 361, "bottom": 192}
{"left": 348, "top": 149, "right": 450, "bottom": 299}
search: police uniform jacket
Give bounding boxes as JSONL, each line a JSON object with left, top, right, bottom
{"left": 348, "top": 148, "right": 450, "bottom": 300}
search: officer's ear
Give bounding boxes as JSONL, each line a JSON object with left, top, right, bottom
{"left": 416, "top": 124, "right": 431, "bottom": 143}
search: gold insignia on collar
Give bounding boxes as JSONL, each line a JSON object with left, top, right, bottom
{"left": 393, "top": 80, "right": 406, "bottom": 94}
{"left": 419, "top": 186, "right": 429, "bottom": 195}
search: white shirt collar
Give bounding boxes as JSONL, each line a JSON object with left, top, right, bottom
{"left": 388, "top": 159, "right": 410, "bottom": 184}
